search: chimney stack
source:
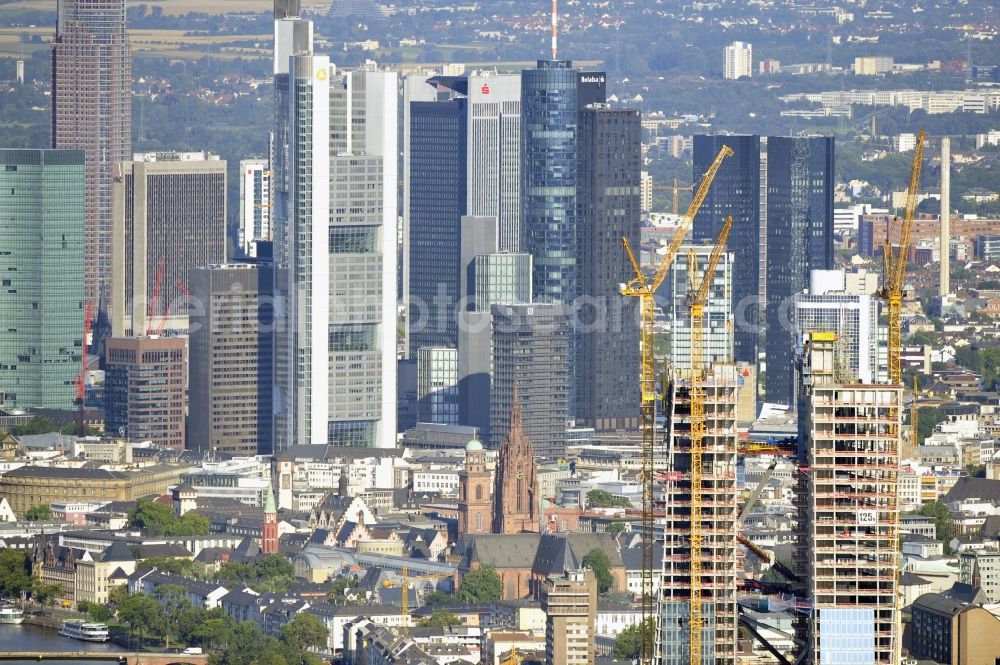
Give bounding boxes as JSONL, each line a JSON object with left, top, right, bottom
{"left": 940, "top": 137, "right": 950, "bottom": 296}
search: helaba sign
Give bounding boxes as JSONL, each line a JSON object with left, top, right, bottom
{"left": 580, "top": 75, "right": 605, "bottom": 84}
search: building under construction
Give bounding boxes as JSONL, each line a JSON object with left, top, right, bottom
{"left": 798, "top": 333, "right": 902, "bottom": 663}
{"left": 658, "top": 363, "right": 742, "bottom": 665}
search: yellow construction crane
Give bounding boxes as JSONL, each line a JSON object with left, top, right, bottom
{"left": 876, "top": 128, "right": 924, "bottom": 665}
{"left": 621, "top": 144, "right": 733, "bottom": 665}
{"left": 382, "top": 567, "right": 453, "bottom": 634}
{"left": 879, "top": 129, "right": 925, "bottom": 385}
{"left": 686, "top": 215, "right": 733, "bottom": 665}
{"left": 651, "top": 178, "right": 696, "bottom": 215}
{"left": 499, "top": 647, "right": 523, "bottom": 665}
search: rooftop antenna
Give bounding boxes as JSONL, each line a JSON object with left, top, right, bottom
{"left": 550, "top": 0, "right": 558, "bottom": 60}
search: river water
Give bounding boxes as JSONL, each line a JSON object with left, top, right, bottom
{"left": 0, "top": 623, "right": 120, "bottom": 664}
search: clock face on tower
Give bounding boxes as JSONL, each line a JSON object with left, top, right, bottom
{"left": 516, "top": 470, "right": 525, "bottom": 480}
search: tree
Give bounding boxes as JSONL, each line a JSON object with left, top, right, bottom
{"left": 908, "top": 330, "right": 938, "bottom": 346}
{"left": 0, "top": 549, "right": 34, "bottom": 599}
{"left": 423, "top": 590, "right": 452, "bottom": 606}
{"left": 328, "top": 577, "right": 358, "bottom": 601}
{"left": 118, "top": 593, "right": 165, "bottom": 647}
{"left": 914, "top": 406, "right": 947, "bottom": 446}
{"left": 582, "top": 548, "right": 614, "bottom": 594}
{"left": 915, "top": 501, "right": 956, "bottom": 553}
{"left": 420, "top": 610, "right": 461, "bottom": 628}
{"left": 279, "top": 612, "right": 328, "bottom": 653}
{"left": 456, "top": 564, "right": 502, "bottom": 603}
{"left": 78, "top": 600, "right": 114, "bottom": 622}
{"left": 23, "top": 504, "right": 52, "bottom": 521}
{"left": 137, "top": 556, "right": 203, "bottom": 578}
{"left": 586, "top": 489, "right": 632, "bottom": 509}
{"left": 613, "top": 618, "right": 654, "bottom": 660}
{"left": 128, "top": 498, "right": 209, "bottom": 537}
{"left": 605, "top": 521, "right": 627, "bottom": 537}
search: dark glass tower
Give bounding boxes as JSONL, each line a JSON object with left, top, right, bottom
{"left": 408, "top": 98, "right": 467, "bottom": 354}
{"left": 764, "top": 136, "right": 835, "bottom": 404}
{"left": 693, "top": 134, "right": 760, "bottom": 365}
{"left": 521, "top": 60, "right": 581, "bottom": 304}
{"left": 51, "top": 0, "right": 131, "bottom": 306}
{"left": 578, "top": 106, "right": 641, "bottom": 431}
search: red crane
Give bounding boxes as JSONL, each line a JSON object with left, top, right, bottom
{"left": 75, "top": 301, "right": 92, "bottom": 436}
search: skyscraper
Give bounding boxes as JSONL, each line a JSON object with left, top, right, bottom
{"left": 105, "top": 336, "right": 186, "bottom": 450}
{"left": 274, "top": 55, "right": 398, "bottom": 449}
{"left": 490, "top": 303, "right": 570, "bottom": 459}
{"left": 578, "top": 105, "right": 641, "bottom": 430}
{"left": 659, "top": 364, "right": 741, "bottom": 665}
{"left": 521, "top": 61, "right": 582, "bottom": 305}
{"left": 110, "top": 152, "right": 227, "bottom": 337}
{"left": 238, "top": 159, "right": 272, "bottom": 258}
{"left": 416, "top": 347, "right": 459, "bottom": 425}
{"left": 51, "top": 0, "right": 131, "bottom": 306}
{"left": 799, "top": 333, "right": 901, "bottom": 664}
{"left": 765, "top": 136, "right": 835, "bottom": 404}
{"left": 693, "top": 134, "right": 760, "bottom": 365}
{"left": 669, "top": 245, "right": 735, "bottom": 369}
{"left": 188, "top": 263, "right": 274, "bottom": 456}
{"left": 276, "top": 53, "right": 331, "bottom": 449}
{"left": 408, "top": 97, "right": 467, "bottom": 353}
{"left": 406, "top": 72, "right": 522, "bottom": 356}
{"left": 790, "top": 269, "right": 881, "bottom": 407}
{"left": 0, "top": 149, "right": 85, "bottom": 411}
{"left": 723, "top": 41, "right": 752, "bottom": 80}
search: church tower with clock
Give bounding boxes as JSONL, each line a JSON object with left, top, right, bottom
{"left": 491, "top": 390, "right": 540, "bottom": 534}
{"left": 458, "top": 431, "right": 493, "bottom": 534}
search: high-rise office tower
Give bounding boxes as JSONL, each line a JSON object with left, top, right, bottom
{"left": 406, "top": 73, "right": 522, "bottom": 356}
{"left": 238, "top": 159, "right": 272, "bottom": 258}
{"left": 276, "top": 53, "right": 331, "bottom": 449}
{"left": 188, "top": 264, "right": 274, "bottom": 455}
{"left": 669, "top": 245, "right": 735, "bottom": 369}
{"left": 327, "top": 66, "right": 398, "bottom": 449}
{"left": 51, "top": 0, "right": 131, "bottom": 306}
{"left": 456, "top": 217, "right": 532, "bottom": 441}
{"left": 723, "top": 41, "right": 752, "bottom": 80}
{"left": 0, "top": 149, "right": 85, "bottom": 411}
{"left": 416, "top": 347, "right": 459, "bottom": 425}
{"left": 693, "top": 134, "right": 760, "bottom": 365}
{"left": 578, "top": 105, "right": 641, "bottom": 430}
{"left": 764, "top": 136, "right": 834, "bottom": 404}
{"left": 659, "top": 364, "right": 741, "bottom": 665}
{"left": 105, "top": 336, "right": 186, "bottom": 450}
{"left": 271, "top": 2, "right": 312, "bottom": 269}
{"left": 408, "top": 96, "right": 467, "bottom": 353}
{"left": 274, "top": 55, "right": 398, "bottom": 449}
{"left": 521, "top": 61, "right": 605, "bottom": 417}
{"left": 543, "top": 569, "right": 598, "bottom": 665}
{"left": 110, "top": 152, "right": 227, "bottom": 337}
{"left": 798, "top": 333, "right": 901, "bottom": 664}
{"left": 522, "top": 62, "right": 584, "bottom": 304}
{"left": 490, "top": 303, "right": 570, "bottom": 459}
{"left": 790, "top": 269, "right": 881, "bottom": 406}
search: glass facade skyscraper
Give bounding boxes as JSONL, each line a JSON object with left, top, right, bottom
{"left": 521, "top": 60, "right": 581, "bottom": 305}
{"left": 408, "top": 98, "right": 467, "bottom": 354}
{"left": 765, "top": 136, "right": 835, "bottom": 404}
{"left": 693, "top": 134, "right": 761, "bottom": 365}
{"left": 0, "top": 149, "right": 85, "bottom": 411}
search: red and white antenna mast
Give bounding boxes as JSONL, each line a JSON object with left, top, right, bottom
{"left": 551, "top": 0, "right": 558, "bottom": 60}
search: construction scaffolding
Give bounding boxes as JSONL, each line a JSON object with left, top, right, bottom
{"left": 658, "top": 364, "right": 742, "bottom": 665}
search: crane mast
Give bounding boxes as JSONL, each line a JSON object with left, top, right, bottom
{"left": 621, "top": 145, "right": 733, "bottom": 665}
{"left": 877, "top": 129, "right": 924, "bottom": 665}
{"left": 687, "top": 215, "right": 732, "bottom": 665}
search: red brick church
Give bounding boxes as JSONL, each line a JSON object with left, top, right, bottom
{"left": 457, "top": 390, "right": 540, "bottom": 535}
